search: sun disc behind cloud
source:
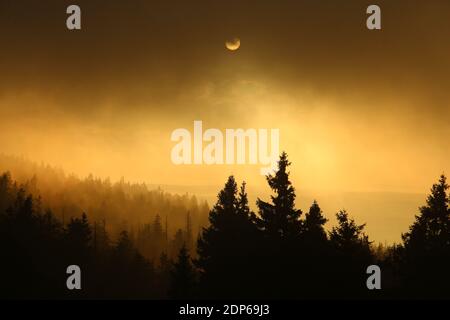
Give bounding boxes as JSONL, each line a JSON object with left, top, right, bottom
{"left": 225, "top": 38, "right": 241, "bottom": 51}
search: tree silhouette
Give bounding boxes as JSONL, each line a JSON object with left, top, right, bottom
{"left": 108, "top": 230, "right": 157, "bottom": 299}
{"left": 169, "top": 245, "right": 196, "bottom": 299}
{"left": 171, "top": 228, "right": 185, "bottom": 258}
{"left": 256, "top": 152, "right": 302, "bottom": 239}
{"left": 330, "top": 210, "right": 370, "bottom": 250}
{"left": 253, "top": 153, "right": 305, "bottom": 297}
{"left": 115, "top": 230, "right": 133, "bottom": 257}
{"left": 196, "top": 176, "right": 258, "bottom": 298}
{"left": 66, "top": 213, "right": 92, "bottom": 251}
{"left": 0, "top": 172, "right": 13, "bottom": 214}
{"left": 0, "top": 188, "right": 66, "bottom": 298}
{"left": 0, "top": 173, "right": 163, "bottom": 299}
{"left": 403, "top": 175, "right": 449, "bottom": 250}
{"left": 329, "top": 210, "right": 373, "bottom": 297}
{"left": 400, "top": 174, "right": 450, "bottom": 297}
{"left": 185, "top": 211, "right": 193, "bottom": 253}
{"left": 298, "top": 200, "right": 331, "bottom": 297}
{"left": 196, "top": 175, "right": 238, "bottom": 298}
{"left": 157, "top": 252, "right": 172, "bottom": 298}
{"left": 0, "top": 157, "right": 449, "bottom": 299}
{"left": 303, "top": 200, "right": 328, "bottom": 244}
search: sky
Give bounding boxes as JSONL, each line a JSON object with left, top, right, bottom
{"left": 0, "top": 0, "right": 449, "bottom": 242}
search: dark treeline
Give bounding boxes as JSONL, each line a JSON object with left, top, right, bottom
{"left": 180, "top": 152, "right": 450, "bottom": 299}
{"left": 0, "top": 174, "right": 166, "bottom": 298}
{"left": 0, "top": 172, "right": 204, "bottom": 298}
{"left": 0, "top": 152, "right": 449, "bottom": 299}
{"left": 0, "top": 154, "right": 209, "bottom": 262}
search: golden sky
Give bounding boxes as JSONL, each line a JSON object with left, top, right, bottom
{"left": 0, "top": 0, "right": 449, "bottom": 242}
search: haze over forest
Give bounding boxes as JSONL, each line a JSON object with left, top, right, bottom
{"left": 0, "top": 1, "right": 448, "bottom": 244}
{"left": 0, "top": 154, "right": 431, "bottom": 244}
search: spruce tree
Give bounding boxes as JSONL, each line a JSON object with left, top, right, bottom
{"left": 115, "top": 230, "right": 133, "bottom": 258}
{"left": 401, "top": 174, "right": 450, "bottom": 297}
{"left": 169, "top": 245, "right": 196, "bottom": 299}
{"left": 303, "top": 200, "right": 328, "bottom": 243}
{"left": 185, "top": 211, "right": 193, "bottom": 253}
{"left": 299, "top": 200, "right": 330, "bottom": 297}
{"left": 254, "top": 153, "right": 304, "bottom": 298}
{"left": 196, "top": 176, "right": 257, "bottom": 298}
{"left": 256, "top": 152, "right": 302, "bottom": 239}
{"left": 65, "top": 212, "right": 92, "bottom": 256}
{"left": 197, "top": 176, "right": 238, "bottom": 268}
{"left": 403, "top": 174, "right": 449, "bottom": 252}
{"left": 328, "top": 210, "right": 372, "bottom": 296}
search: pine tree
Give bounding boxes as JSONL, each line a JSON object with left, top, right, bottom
{"left": 196, "top": 176, "right": 258, "bottom": 298}
{"left": 297, "top": 200, "right": 330, "bottom": 297}
{"left": 236, "top": 181, "right": 258, "bottom": 237}
{"left": 0, "top": 172, "right": 12, "bottom": 214}
{"left": 115, "top": 230, "right": 133, "bottom": 258}
{"left": 303, "top": 200, "right": 328, "bottom": 243}
{"left": 328, "top": 210, "right": 373, "bottom": 296}
{"left": 253, "top": 153, "right": 305, "bottom": 298}
{"left": 185, "top": 211, "right": 193, "bottom": 253}
{"left": 402, "top": 174, "right": 449, "bottom": 252}
{"left": 400, "top": 174, "right": 450, "bottom": 297}
{"left": 110, "top": 230, "right": 157, "bottom": 299}
{"left": 95, "top": 219, "right": 109, "bottom": 253}
{"left": 237, "top": 182, "right": 250, "bottom": 217}
{"left": 256, "top": 152, "right": 302, "bottom": 239}
{"left": 65, "top": 212, "right": 93, "bottom": 270}
{"left": 169, "top": 245, "right": 196, "bottom": 299}
{"left": 156, "top": 252, "right": 171, "bottom": 298}
{"left": 329, "top": 210, "right": 370, "bottom": 252}
{"left": 65, "top": 212, "right": 92, "bottom": 252}
{"left": 151, "top": 214, "right": 164, "bottom": 261}
{"left": 153, "top": 214, "right": 163, "bottom": 238}
{"left": 171, "top": 228, "right": 185, "bottom": 258}
{"left": 196, "top": 176, "right": 238, "bottom": 276}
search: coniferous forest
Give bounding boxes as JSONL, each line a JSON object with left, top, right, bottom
{"left": 0, "top": 152, "right": 449, "bottom": 299}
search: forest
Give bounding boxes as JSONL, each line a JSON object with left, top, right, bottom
{"left": 0, "top": 152, "right": 448, "bottom": 299}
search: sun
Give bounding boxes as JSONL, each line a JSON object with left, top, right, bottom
{"left": 225, "top": 38, "right": 241, "bottom": 51}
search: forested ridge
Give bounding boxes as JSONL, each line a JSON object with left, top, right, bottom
{"left": 0, "top": 152, "right": 448, "bottom": 299}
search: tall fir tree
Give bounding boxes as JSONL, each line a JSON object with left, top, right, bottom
{"left": 256, "top": 152, "right": 302, "bottom": 239}
{"left": 402, "top": 174, "right": 449, "bottom": 252}
{"left": 169, "top": 245, "right": 196, "bottom": 299}
{"left": 400, "top": 174, "right": 450, "bottom": 297}
{"left": 297, "top": 200, "right": 330, "bottom": 297}
{"left": 255, "top": 153, "right": 307, "bottom": 298}
{"left": 65, "top": 212, "right": 92, "bottom": 257}
{"left": 196, "top": 176, "right": 258, "bottom": 298}
{"left": 185, "top": 211, "right": 193, "bottom": 253}
{"left": 303, "top": 200, "right": 328, "bottom": 243}
{"left": 328, "top": 210, "right": 373, "bottom": 297}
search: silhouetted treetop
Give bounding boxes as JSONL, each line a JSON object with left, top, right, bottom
{"left": 303, "top": 200, "right": 328, "bottom": 243}
{"left": 169, "top": 245, "right": 196, "bottom": 299}
{"left": 402, "top": 174, "right": 449, "bottom": 251}
{"left": 256, "top": 152, "right": 302, "bottom": 239}
{"left": 329, "top": 210, "right": 370, "bottom": 251}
